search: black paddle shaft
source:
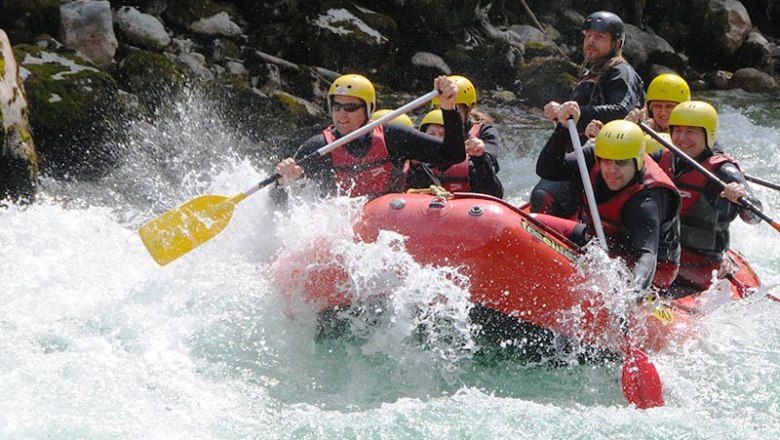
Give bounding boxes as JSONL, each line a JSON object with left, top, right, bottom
{"left": 638, "top": 122, "right": 773, "bottom": 226}
{"left": 745, "top": 174, "right": 780, "bottom": 192}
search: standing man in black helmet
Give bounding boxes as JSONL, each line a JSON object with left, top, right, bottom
{"left": 530, "top": 11, "right": 645, "bottom": 218}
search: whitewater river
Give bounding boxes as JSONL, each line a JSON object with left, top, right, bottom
{"left": 2, "top": 89, "right": 779, "bottom": 439}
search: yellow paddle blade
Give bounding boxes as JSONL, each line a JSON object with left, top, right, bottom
{"left": 139, "top": 193, "right": 246, "bottom": 266}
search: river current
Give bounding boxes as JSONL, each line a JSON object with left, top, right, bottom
{"left": 1, "top": 89, "right": 779, "bottom": 439}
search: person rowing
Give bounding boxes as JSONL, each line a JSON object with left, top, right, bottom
{"left": 650, "top": 101, "right": 763, "bottom": 296}
{"left": 535, "top": 101, "right": 681, "bottom": 299}
{"left": 273, "top": 74, "right": 465, "bottom": 202}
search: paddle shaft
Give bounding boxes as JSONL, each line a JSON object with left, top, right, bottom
{"left": 569, "top": 119, "right": 664, "bottom": 408}
{"left": 242, "top": 90, "right": 441, "bottom": 197}
{"left": 745, "top": 174, "right": 780, "bottom": 192}
{"left": 639, "top": 122, "right": 780, "bottom": 232}
{"left": 567, "top": 118, "right": 608, "bottom": 251}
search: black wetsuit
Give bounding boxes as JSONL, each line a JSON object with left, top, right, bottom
{"left": 536, "top": 125, "right": 677, "bottom": 291}
{"left": 650, "top": 147, "right": 762, "bottom": 260}
{"left": 531, "top": 58, "right": 645, "bottom": 217}
{"left": 406, "top": 120, "right": 503, "bottom": 198}
{"left": 272, "top": 109, "right": 465, "bottom": 204}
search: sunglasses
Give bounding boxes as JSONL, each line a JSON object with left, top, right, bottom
{"left": 331, "top": 102, "right": 366, "bottom": 113}
{"left": 598, "top": 158, "right": 634, "bottom": 167}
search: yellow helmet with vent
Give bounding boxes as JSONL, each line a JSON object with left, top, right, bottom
{"left": 419, "top": 109, "right": 444, "bottom": 131}
{"left": 328, "top": 74, "right": 376, "bottom": 117}
{"left": 668, "top": 100, "right": 718, "bottom": 148}
{"left": 370, "top": 109, "right": 414, "bottom": 128}
{"left": 432, "top": 75, "right": 477, "bottom": 107}
{"left": 647, "top": 74, "right": 691, "bottom": 104}
{"left": 594, "top": 120, "right": 646, "bottom": 170}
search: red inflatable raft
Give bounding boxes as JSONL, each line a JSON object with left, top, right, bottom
{"left": 274, "top": 192, "right": 760, "bottom": 353}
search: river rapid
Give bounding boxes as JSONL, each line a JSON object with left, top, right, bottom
{"left": 2, "top": 89, "right": 780, "bottom": 439}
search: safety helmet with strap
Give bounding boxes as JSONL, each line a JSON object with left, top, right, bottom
{"left": 328, "top": 74, "right": 376, "bottom": 118}
{"left": 647, "top": 73, "right": 690, "bottom": 118}
{"left": 584, "top": 11, "right": 625, "bottom": 47}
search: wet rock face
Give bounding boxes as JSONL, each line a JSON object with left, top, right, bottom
{"left": 0, "top": 0, "right": 60, "bottom": 46}
{"left": 113, "top": 6, "right": 171, "bottom": 51}
{"left": 60, "top": 0, "right": 118, "bottom": 67}
{"left": 1, "top": 0, "right": 780, "bottom": 191}
{"left": 15, "top": 45, "right": 123, "bottom": 180}
{"left": 115, "top": 49, "right": 186, "bottom": 115}
{"left": 1, "top": 30, "right": 38, "bottom": 202}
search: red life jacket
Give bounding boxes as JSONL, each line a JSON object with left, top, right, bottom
{"left": 326, "top": 125, "right": 400, "bottom": 198}
{"left": 430, "top": 122, "right": 483, "bottom": 192}
{"left": 657, "top": 150, "right": 742, "bottom": 253}
{"left": 584, "top": 154, "right": 681, "bottom": 262}
{"left": 657, "top": 151, "right": 736, "bottom": 215}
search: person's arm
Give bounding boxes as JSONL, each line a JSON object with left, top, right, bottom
{"left": 385, "top": 109, "right": 465, "bottom": 166}
{"left": 714, "top": 162, "right": 763, "bottom": 225}
{"left": 535, "top": 124, "right": 597, "bottom": 181}
{"left": 469, "top": 153, "right": 504, "bottom": 198}
{"left": 578, "top": 65, "right": 643, "bottom": 131}
{"left": 622, "top": 188, "right": 671, "bottom": 291}
{"left": 477, "top": 124, "right": 501, "bottom": 166}
{"left": 271, "top": 134, "right": 331, "bottom": 205}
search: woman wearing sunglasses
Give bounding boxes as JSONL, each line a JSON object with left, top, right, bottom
{"left": 273, "top": 74, "right": 465, "bottom": 201}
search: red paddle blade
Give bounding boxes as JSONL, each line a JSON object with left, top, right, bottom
{"left": 621, "top": 348, "right": 665, "bottom": 409}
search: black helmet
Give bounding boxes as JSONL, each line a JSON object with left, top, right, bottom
{"left": 584, "top": 11, "right": 625, "bottom": 45}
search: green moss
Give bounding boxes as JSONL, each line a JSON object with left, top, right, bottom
{"left": 22, "top": 64, "right": 115, "bottom": 132}
{"left": 0, "top": 0, "right": 60, "bottom": 45}
{"left": 443, "top": 48, "right": 472, "bottom": 66}
{"left": 272, "top": 92, "right": 310, "bottom": 117}
{"left": 353, "top": 10, "right": 397, "bottom": 35}
{"left": 116, "top": 50, "right": 186, "bottom": 112}
{"left": 524, "top": 42, "right": 558, "bottom": 59}
{"left": 163, "top": 0, "right": 226, "bottom": 30}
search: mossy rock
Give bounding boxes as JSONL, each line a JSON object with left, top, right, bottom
{"left": 116, "top": 49, "right": 187, "bottom": 114}
{"left": 523, "top": 41, "right": 559, "bottom": 60}
{"left": 516, "top": 57, "right": 578, "bottom": 108}
{"left": 295, "top": 5, "right": 399, "bottom": 79}
{"left": 162, "top": 0, "right": 226, "bottom": 31}
{"left": 0, "top": 0, "right": 60, "bottom": 45}
{"left": 14, "top": 44, "right": 124, "bottom": 180}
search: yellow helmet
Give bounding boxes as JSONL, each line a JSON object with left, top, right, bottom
{"left": 643, "top": 132, "right": 671, "bottom": 154}
{"left": 419, "top": 109, "right": 444, "bottom": 131}
{"left": 328, "top": 74, "right": 376, "bottom": 117}
{"left": 370, "top": 109, "right": 414, "bottom": 128}
{"left": 431, "top": 75, "right": 477, "bottom": 108}
{"left": 595, "top": 120, "right": 646, "bottom": 171}
{"left": 668, "top": 100, "right": 718, "bottom": 148}
{"left": 647, "top": 74, "right": 690, "bottom": 118}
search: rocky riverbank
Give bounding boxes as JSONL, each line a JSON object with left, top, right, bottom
{"left": 1, "top": 0, "right": 779, "bottom": 201}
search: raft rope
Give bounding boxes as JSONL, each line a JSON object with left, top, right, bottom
{"left": 406, "top": 185, "right": 454, "bottom": 203}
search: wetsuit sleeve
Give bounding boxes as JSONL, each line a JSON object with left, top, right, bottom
{"left": 536, "top": 124, "right": 597, "bottom": 181}
{"left": 714, "top": 163, "right": 763, "bottom": 225}
{"left": 469, "top": 153, "right": 504, "bottom": 198}
{"left": 577, "top": 64, "right": 644, "bottom": 132}
{"left": 385, "top": 109, "right": 466, "bottom": 167}
{"left": 270, "top": 134, "right": 332, "bottom": 205}
{"left": 622, "top": 188, "right": 671, "bottom": 291}
{"left": 477, "top": 124, "right": 502, "bottom": 168}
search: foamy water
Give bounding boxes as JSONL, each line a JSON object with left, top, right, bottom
{"left": 1, "top": 88, "right": 779, "bottom": 439}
